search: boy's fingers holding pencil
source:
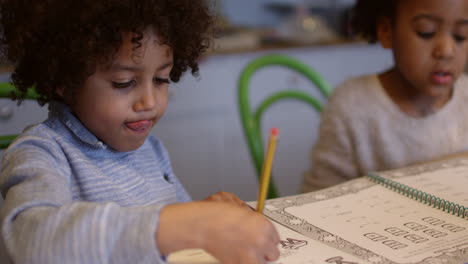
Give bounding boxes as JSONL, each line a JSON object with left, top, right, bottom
{"left": 203, "top": 191, "right": 250, "bottom": 209}
{"left": 265, "top": 245, "right": 281, "bottom": 262}
{"left": 257, "top": 217, "right": 281, "bottom": 262}
{"left": 261, "top": 235, "right": 280, "bottom": 263}
{"left": 193, "top": 202, "right": 280, "bottom": 264}
{"left": 270, "top": 224, "right": 280, "bottom": 244}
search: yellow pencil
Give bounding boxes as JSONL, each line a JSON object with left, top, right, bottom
{"left": 256, "top": 127, "right": 280, "bottom": 213}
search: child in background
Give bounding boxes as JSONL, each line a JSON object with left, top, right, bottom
{"left": 302, "top": 0, "right": 468, "bottom": 192}
{"left": 0, "top": 0, "right": 280, "bottom": 263}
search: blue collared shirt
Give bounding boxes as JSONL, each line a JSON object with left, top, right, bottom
{"left": 0, "top": 102, "right": 191, "bottom": 264}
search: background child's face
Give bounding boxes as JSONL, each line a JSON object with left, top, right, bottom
{"left": 378, "top": 0, "right": 468, "bottom": 97}
{"left": 70, "top": 28, "right": 173, "bottom": 151}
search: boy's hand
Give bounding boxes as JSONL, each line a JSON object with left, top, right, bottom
{"left": 203, "top": 191, "right": 252, "bottom": 210}
{"left": 157, "top": 201, "right": 280, "bottom": 264}
{"left": 199, "top": 203, "right": 280, "bottom": 264}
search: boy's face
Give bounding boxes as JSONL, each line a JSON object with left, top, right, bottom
{"left": 70, "top": 28, "right": 173, "bottom": 151}
{"left": 378, "top": 0, "right": 468, "bottom": 97}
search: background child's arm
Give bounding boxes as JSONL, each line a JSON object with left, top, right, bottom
{"left": 302, "top": 93, "right": 358, "bottom": 193}
{"left": 156, "top": 201, "right": 280, "bottom": 264}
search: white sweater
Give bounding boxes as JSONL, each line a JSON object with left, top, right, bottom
{"left": 302, "top": 74, "right": 468, "bottom": 192}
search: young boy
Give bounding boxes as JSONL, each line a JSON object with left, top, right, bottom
{"left": 0, "top": 0, "right": 280, "bottom": 263}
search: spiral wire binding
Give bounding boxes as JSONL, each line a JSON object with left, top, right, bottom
{"left": 367, "top": 172, "right": 468, "bottom": 219}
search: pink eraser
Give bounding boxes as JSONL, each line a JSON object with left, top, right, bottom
{"left": 270, "top": 127, "right": 280, "bottom": 136}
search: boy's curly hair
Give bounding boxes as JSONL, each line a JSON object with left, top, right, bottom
{"left": 0, "top": 0, "right": 214, "bottom": 105}
{"left": 351, "top": 0, "right": 398, "bottom": 43}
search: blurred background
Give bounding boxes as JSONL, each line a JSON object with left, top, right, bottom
{"left": 211, "top": 0, "right": 356, "bottom": 53}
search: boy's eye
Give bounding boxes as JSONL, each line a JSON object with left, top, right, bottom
{"left": 112, "top": 80, "right": 135, "bottom": 89}
{"left": 417, "top": 31, "right": 435, "bottom": 39}
{"left": 153, "top": 77, "right": 170, "bottom": 85}
{"left": 453, "top": 34, "right": 467, "bottom": 43}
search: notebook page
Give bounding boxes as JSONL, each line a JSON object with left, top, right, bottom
{"left": 386, "top": 165, "right": 468, "bottom": 206}
{"left": 168, "top": 221, "right": 371, "bottom": 264}
{"left": 284, "top": 185, "right": 468, "bottom": 263}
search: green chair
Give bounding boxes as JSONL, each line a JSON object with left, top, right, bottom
{"left": 0, "top": 82, "right": 39, "bottom": 149}
{"left": 238, "top": 54, "right": 332, "bottom": 199}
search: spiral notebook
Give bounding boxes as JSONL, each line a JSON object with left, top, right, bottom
{"left": 367, "top": 165, "right": 468, "bottom": 220}
{"left": 169, "top": 156, "right": 468, "bottom": 264}
{"left": 263, "top": 156, "right": 468, "bottom": 264}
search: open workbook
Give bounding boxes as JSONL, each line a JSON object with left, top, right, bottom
{"left": 169, "top": 156, "right": 468, "bottom": 264}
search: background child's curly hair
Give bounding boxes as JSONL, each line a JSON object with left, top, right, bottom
{"left": 351, "top": 0, "right": 397, "bottom": 43}
{"left": 0, "top": 0, "right": 214, "bottom": 105}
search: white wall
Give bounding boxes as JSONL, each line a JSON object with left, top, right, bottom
{"left": 0, "top": 43, "right": 393, "bottom": 201}
{"left": 154, "top": 43, "right": 393, "bottom": 200}
{"left": 219, "top": 0, "right": 356, "bottom": 27}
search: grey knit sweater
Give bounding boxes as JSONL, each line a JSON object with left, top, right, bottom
{"left": 0, "top": 102, "right": 190, "bottom": 264}
{"left": 302, "top": 74, "right": 468, "bottom": 192}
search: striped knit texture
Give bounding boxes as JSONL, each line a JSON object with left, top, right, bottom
{"left": 0, "top": 102, "right": 191, "bottom": 264}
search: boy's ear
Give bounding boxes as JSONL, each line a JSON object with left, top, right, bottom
{"left": 377, "top": 17, "right": 393, "bottom": 49}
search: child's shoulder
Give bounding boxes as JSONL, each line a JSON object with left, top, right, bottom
{"left": 1, "top": 122, "right": 68, "bottom": 168}
{"left": 332, "top": 74, "right": 381, "bottom": 98}
{"left": 6, "top": 122, "right": 61, "bottom": 151}
{"left": 327, "top": 74, "right": 383, "bottom": 109}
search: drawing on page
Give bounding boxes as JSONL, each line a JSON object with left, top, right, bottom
{"left": 279, "top": 238, "right": 308, "bottom": 250}
{"left": 325, "top": 256, "right": 358, "bottom": 264}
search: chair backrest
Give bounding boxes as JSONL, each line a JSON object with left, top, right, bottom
{"left": 238, "top": 54, "right": 331, "bottom": 199}
{"left": 0, "top": 82, "right": 39, "bottom": 149}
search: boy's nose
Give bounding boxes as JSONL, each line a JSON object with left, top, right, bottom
{"left": 133, "top": 85, "right": 156, "bottom": 112}
{"left": 433, "top": 34, "right": 455, "bottom": 60}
